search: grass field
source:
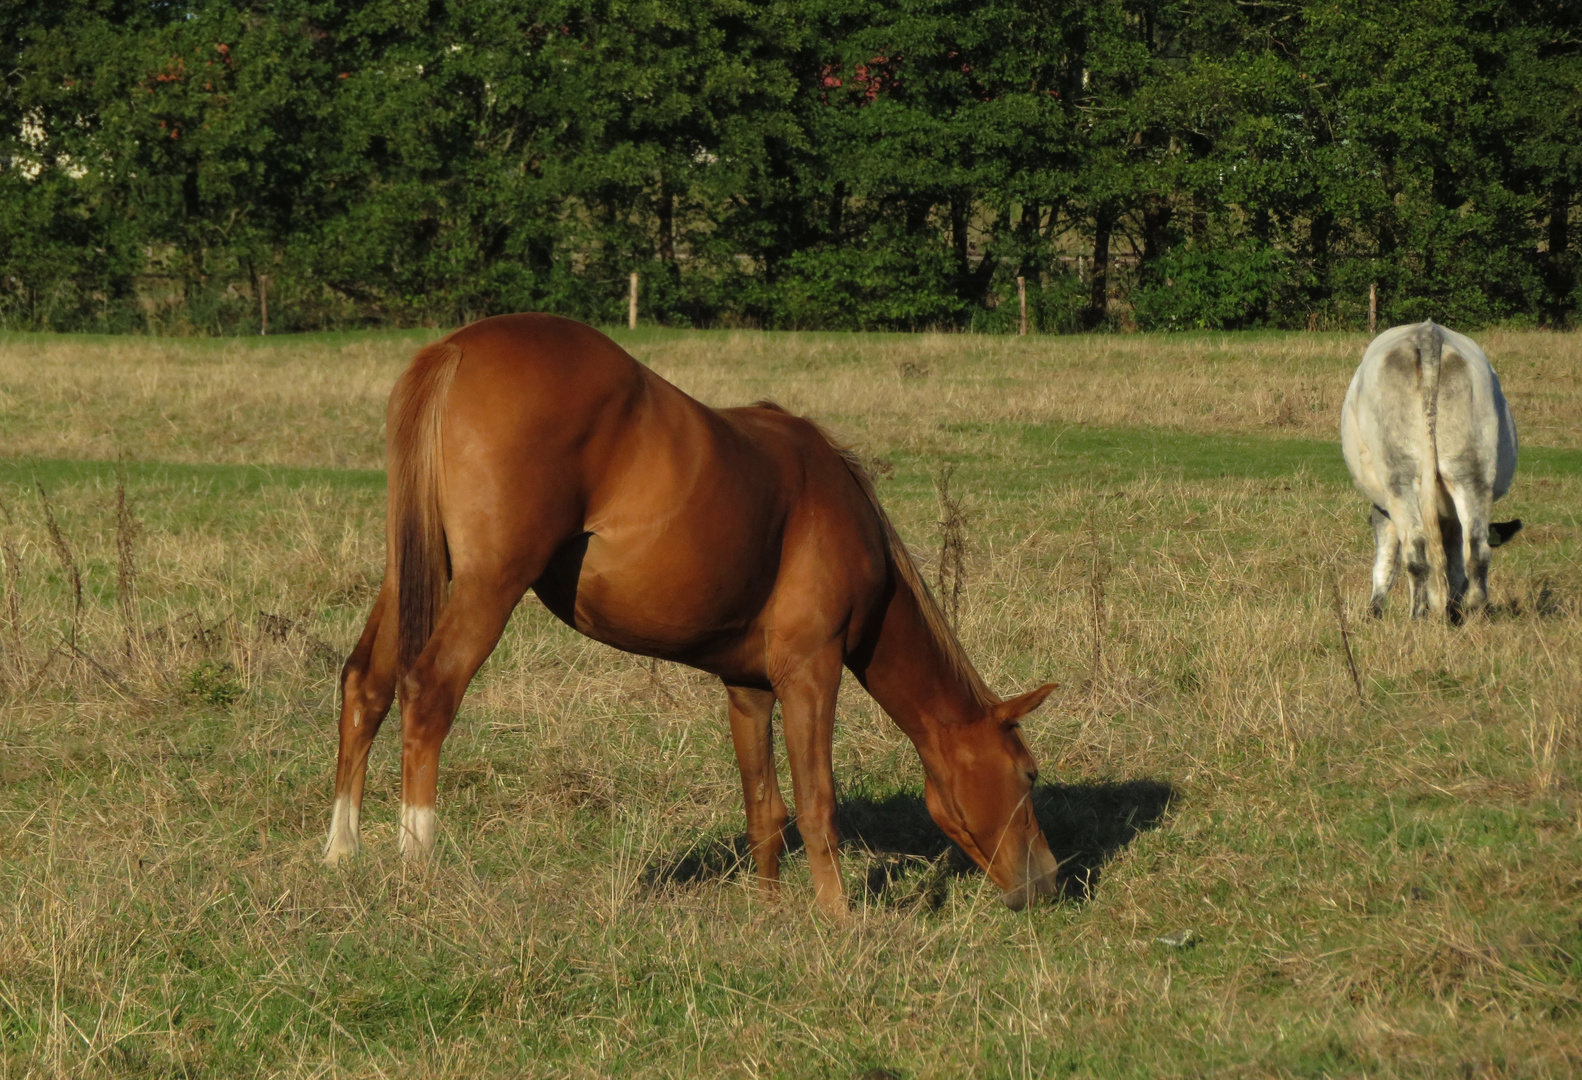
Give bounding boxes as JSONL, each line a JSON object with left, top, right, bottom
{"left": 0, "top": 326, "right": 1579, "bottom": 1078}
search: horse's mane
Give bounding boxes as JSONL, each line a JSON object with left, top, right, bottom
{"left": 750, "top": 401, "right": 996, "bottom": 711}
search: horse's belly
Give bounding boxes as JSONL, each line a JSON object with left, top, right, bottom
{"left": 533, "top": 529, "right": 772, "bottom": 670}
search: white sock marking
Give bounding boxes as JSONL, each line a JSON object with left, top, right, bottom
{"left": 323, "top": 795, "right": 361, "bottom": 864}
{"left": 399, "top": 803, "right": 437, "bottom": 859}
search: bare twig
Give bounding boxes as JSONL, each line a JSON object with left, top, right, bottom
{"left": 934, "top": 464, "right": 967, "bottom": 628}
{"left": 0, "top": 493, "right": 22, "bottom": 667}
{"left": 1087, "top": 516, "right": 1108, "bottom": 693}
{"left": 36, "top": 483, "right": 82, "bottom": 655}
{"left": 1329, "top": 571, "right": 1366, "bottom": 706}
{"left": 116, "top": 467, "right": 143, "bottom": 660}
{"left": 61, "top": 634, "right": 130, "bottom": 696}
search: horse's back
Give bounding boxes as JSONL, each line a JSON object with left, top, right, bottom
{"left": 445, "top": 313, "right": 645, "bottom": 426}
{"left": 414, "top": 314, "right": 888, "bottom": 677}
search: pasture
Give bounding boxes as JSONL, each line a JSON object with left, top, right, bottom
{"left": 0, "top": 327, "right": 1579, "bottom": 1078}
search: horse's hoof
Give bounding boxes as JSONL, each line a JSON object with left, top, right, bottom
{"left": 322, "top": 843, "right": 358, "bottom": 867}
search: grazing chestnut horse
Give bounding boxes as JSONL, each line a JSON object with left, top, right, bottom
{"left": 323, "top": 314, "right": 1060, "bottom": 913}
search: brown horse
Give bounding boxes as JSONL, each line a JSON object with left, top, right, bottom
{"left": 323, "top": 314, "right": 1060, "bottom": 914}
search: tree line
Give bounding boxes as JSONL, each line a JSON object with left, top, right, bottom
{"left": 3, "top": 0, "right": 1579, "bottom": 334}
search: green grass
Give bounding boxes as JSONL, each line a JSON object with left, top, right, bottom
{"left": 1, "top": 329, "right": 1580, "bottom": 1078}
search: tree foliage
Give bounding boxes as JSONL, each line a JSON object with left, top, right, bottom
{"left": 3, "top": 0, "right": 1579, "bottom": 332}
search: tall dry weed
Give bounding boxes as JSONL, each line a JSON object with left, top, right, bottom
{"left": 934, "top": 463, "right": 967, "bottom": 628}
{"left": 115, "top": 468, "right": 142, "bottom": 661}
{"left": 35, "top": 482, "right": 82, "bottom": 655}
{"left": 0, "top": 493, "right": 23, "bottom": 673}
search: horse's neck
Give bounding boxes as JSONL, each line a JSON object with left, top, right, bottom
{"left": 856, "top": 578, "right": 987, "bottom": 738}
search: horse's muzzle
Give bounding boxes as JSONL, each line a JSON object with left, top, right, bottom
{"left": 999, "top": 865, "right": 1060, "bottom": 911}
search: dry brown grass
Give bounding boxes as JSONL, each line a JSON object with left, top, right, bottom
{"left": 3, "top": 325, "right": 1579, "bottom": 469}
{"left": 0, "top": 326, "right": 1578, "bottom": 1077}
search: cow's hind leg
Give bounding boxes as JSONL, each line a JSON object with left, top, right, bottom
{"left": 326, "top": 584, "right": 399, "bottom": 864}
{"left": 398, "top": 572, "right": 527, "bottom": 860}
{"left": 1387, "top": 496, "right": 1434, "bottom": 619}
{"left": 1440, "top": 512, "right": 1468, "bottom": 620}
{"left": 726, "top": 684, "right": 787, "bottom": 896}
{"left": 1369, "top": 506, "right": 1400, "bottom": 618}
{"left": 1448, "top": 483, "right": 1494, "bottom": 615}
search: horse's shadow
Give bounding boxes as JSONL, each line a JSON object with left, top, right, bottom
{"left": 640, "top": 778, "right": 1176, "bottom": 907}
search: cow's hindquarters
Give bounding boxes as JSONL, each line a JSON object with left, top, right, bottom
{"left": 1434, "top": 345, "right": 1502, "bottom": 615}
{"left": 1343, "top": 322, "right": 1517, "bottom": 620}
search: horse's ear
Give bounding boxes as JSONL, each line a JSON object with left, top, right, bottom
{"left": 993, "top": 683, "right": 1058, "bottom": 724}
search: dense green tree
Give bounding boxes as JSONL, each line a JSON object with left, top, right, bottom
{"left": 2, "top": 0, "right": 1577, "bottom": 332}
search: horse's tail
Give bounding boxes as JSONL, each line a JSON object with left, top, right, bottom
{"left": 1415, "top": 321, "right": 1448, "bottom": 612}
{"left": 387, "top": 340, "right": 462, "bottom": 672}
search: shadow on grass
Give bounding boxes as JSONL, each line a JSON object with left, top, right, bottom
{"left": 640, "top": 778, "right": 1176, "bottom": 908}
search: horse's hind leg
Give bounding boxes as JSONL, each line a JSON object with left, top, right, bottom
{"left": 774, "top": 647, "right": 846, "bottom": 917}
{"left": 326, "top": 584, "right": 399, "bottom": 864}
{"left": 725, "top": 684, "right": 786, "bottom": 896}
{"left": 397, "top": 572, "right": 526, "bottom": 860}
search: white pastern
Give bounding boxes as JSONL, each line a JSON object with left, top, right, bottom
{"left": 323, "top": 796, "right": 361, "bottom": 865}
{"left": 399, "top": 803, "right": 437, "bottom": 859}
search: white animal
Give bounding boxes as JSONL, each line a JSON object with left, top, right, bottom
{"left": 1340, "top": 321, "right": 1520, "bottom": 618}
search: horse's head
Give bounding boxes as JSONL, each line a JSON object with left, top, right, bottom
{"left": 924, "top": 683, "right": 1060, "bottom": 909}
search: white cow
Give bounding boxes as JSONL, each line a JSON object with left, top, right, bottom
{"left": 1341, "top": 321, "right": 1520, "bottom": 618}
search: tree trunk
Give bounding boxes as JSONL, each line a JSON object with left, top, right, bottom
{"left": 657, "top": 179, "right": 676, "bottom": 272}
{"left": 1088, "top": 205, "right": 1114, "bottom": 328}
{"left": 828, "top": 180, "right": 846, "bottom": 239}
{"left": 1550, "top": 180, "right": 1571, "bottom": 258}
{"left": 1142, "top": 199, "right": 1172, "bottom": 270}
{"left": 1017, "top": 202, "right": 1040, "bottom": 278}
{"left": 1308, "top": 209, "right": 1333, "bottom": 307}
{"left": 1309, "top": 210, "right": 1333, "bottom": 268}
{"left": 951, "top": 193, "right": 971, "bottom": 282}
{"left": 1547, "top": 180, "right": 1573, "bottom": 325}
{"left": 1378, "top": 157, "right": 1399, "bottom": 259}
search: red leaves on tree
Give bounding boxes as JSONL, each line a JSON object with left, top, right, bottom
{"left": 820, "top": 55, "right": 901, "bottom": 105}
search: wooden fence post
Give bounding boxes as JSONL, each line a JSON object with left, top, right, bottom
{"left": 1017, "top": 276, "right": 1028, "bottom": 335}
{"left": 259, "top": 275, "right": 268, "bottom": 336}
{"left": 1368, "top": 281, "right": 1377, "bottom": 335}
{"left": 629, "top": 272, "right": 639, "bottom": 330}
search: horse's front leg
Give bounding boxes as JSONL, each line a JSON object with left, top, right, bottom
{"left": 725, "top": 683, "right": 786, "bottom": 896}
{"left": 774, "top": 649, "right": 847, "bottom": 918}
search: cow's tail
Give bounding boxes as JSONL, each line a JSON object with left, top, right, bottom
{"left": 387, "top": 340, "right": 462, "bottom": 673}
{"left": 1415, "top": 321, "right": 1448, "bottom": 612}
